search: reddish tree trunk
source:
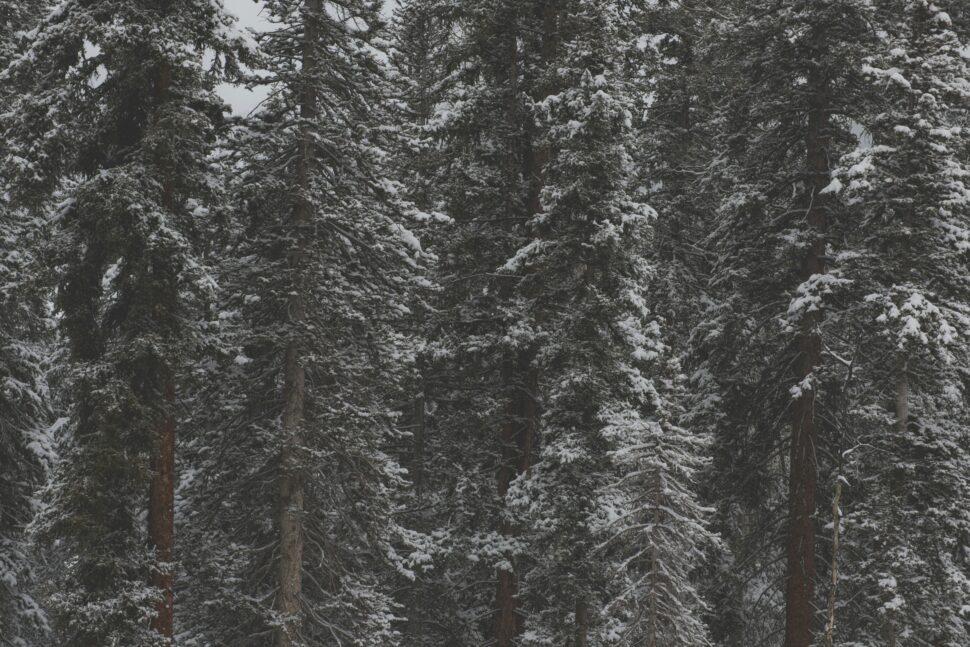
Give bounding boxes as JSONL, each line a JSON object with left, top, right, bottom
{"left": 784, "top": 67, "right": 831, "bottom": 647}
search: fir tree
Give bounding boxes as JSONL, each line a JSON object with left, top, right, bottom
{"left": 406, "top": 0, "right": 548, "bottom": 643}
{"left": 694, "top": 1, "right": 874, "bottom": 644}
{"left": 180, "top": 2, "right": 427, "bottom": 646}
{"left": 1, "top": 2, "right": 55, "bottom": 643}
{"left": 501, "top": 2, "right": 716, "bottom": 644}
{"left": 386, "top": 2, "right": 459, "bottom": 643}
{"left": 825, "top": 1, "right": 970, "bottom": 642}
{"left": 1, "top": 1, "right": 245, "bottom": 644}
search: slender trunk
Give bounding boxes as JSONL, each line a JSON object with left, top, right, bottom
{"left": 407, "top": 360, "right": 427, "bottom": 641}
{"left": 494, "top": 2, "right": 555, "bottom": 641}
{"left": 277, "top": 3, "right": 319, "bottom": 645}
{"left": 278, "top": 344, "right": 306, "bottom": 647}
{"left": 413, "top": 360, "right": 427, "bottom": 496}
{"left": 574, "top": 598, "right": 589, "bottom": 647}
{"left": 149, "top": 380, "right": 176, "bottom": 641}
{"left": 495, "top": 358, "right": 536, "bottom": 646}
{"left": 823, "top": 476, "right": 842, "bottom": 647}
{"left": 148, "top": 58, "right": 176, "bottom": 644}
{"left": 895, "top": 357, "right": 909, "bottom": 437}
{"left": 784, "top": 66, "right": 831, "bottom": 647}
{"left": 648, "top": 470, "right": 661, "bottom": 647}
{"left": 884, "top": 619, "right": 897, "bottom": 647}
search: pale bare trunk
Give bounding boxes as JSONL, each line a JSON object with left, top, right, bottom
{"left": 277, "top": 2, "right": 319, "bottom": 645}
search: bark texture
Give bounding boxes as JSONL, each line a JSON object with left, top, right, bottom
{"left": 574, "top": 598, "right": 589, "bottom": 647}
{"left": 276, "top": 2, "right": 319, "bottom": 645}
{"left": 784, "top": 65, "right": 831, "bottom": 647}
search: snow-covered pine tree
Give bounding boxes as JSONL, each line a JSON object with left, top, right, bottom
{"left": 824, "top": 1, "right": 970, "bottom": 643}
{"left": 0, "top": 197, "right": 50, "bottom": 647}
{"left": 179, "top": 2, "right": 427, "bottom": 646}
{"left": 385, "top": 2, "right": 460, "bottom": 644}
{"left": 694, "top": 1, "right": 874, "bottom": 644}
{"left": 0, "top": 3, "right": 53, "bottom": 643}
{"left": 1, "top": 1, "right": 245, "bottom": 644}
{"left": 500, "top": 2, "right": 716, "bottom": 644}
{"left": 636, "top": 4, "right": 751, "bottom": 644}
{"left": 401, "top": 0, "right": 550, "bottom": 642}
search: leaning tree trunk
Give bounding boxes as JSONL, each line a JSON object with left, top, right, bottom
{"left": 784, "top": 65, "right": 831, "bottom": 647}
{"left": 148, "top": 58, "right": 176, "bottom": 645}
{"left": 277, "top": 2, "right": 319, "bottom": 646}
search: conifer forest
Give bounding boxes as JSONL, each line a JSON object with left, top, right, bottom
{"left": 3, "top": 0, "right": 970, "bottom": 645}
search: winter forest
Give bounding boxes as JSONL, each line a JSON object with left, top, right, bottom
{"left": 2, "top": 0, "right": 970, "bottom": 646}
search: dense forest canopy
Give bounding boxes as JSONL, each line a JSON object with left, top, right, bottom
{"left": 1, "top": 1, "right": 969, "bottom": 646}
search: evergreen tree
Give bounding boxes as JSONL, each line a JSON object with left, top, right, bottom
{"left": 637, "top": 4, "right": 748, "bottom": 644}
{"left": 1, "top": 1, "right": 245, "bottom": 644}
{"left": 694, "top": 1, "right": 874, "bottom": 644}
{"left": 1, "top": 2, "right": 55, "bottom": 643}
{"left": 825, "top": 1, "right": 970, "bottom": 642}
{"left": 180, "top": 2, "right": 427, "bottom": 646}
{"left": 501, "top": 2, "right": 716, "bottom": 644}
{"left": 0, "top": 201, "right": 50, "bottom": 646}
{"left": 386, "top": 2, "right": 460, "bottom": 643}
{"left": 404, "top": 0, "right": 548, "bottom": 643}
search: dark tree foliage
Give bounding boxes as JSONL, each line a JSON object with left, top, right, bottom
{"left": 1, "top": 1, "right": 245, "bottom": 644}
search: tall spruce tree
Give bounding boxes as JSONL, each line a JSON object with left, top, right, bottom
{"left": 502, "top": 1, "right": 717, "bottom": 644}
{"left": 1, "top": 1, "right": 244, "bottom": 644}
{"left": 406, "top": 0, "right": 547, "bottom": 643}
{"left": 695, "top": 1, "right": 874, "bottom": 644}
{"left": 824, "top": 1, "right": 970, "bottom": 643}
{"left": 0, "top": 4, "right": 53, "bottom": 644}
{"left": 180, "top": 2, "right": 427, "bottom": 646}
{"left": 638, "top": 4, "right": 747, "bottom": 644}
{"left": 386, "top": 2, "right": 460, "bottom": 643}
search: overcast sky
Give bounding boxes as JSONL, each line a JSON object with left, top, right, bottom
{"left": 219, "top": 0, "right": 396, "bottom": 115}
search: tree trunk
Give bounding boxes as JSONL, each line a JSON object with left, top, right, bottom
{"left": 494, "top": 1, "right": 555, "bottom": 641}
{"left": 278, "top": 342, "right": 306, "bottom": 647}
{"left": 823, "top": 476, "right": 843, "bottom": 647}
{"left": 277, "top": 2, "right": 319, "bottom": 645}
{"left": 148, "top": 58, "right": 176, "bottom": 645}
{"left": 494, "top": 357, "right": 537, "bottom": 647}
{"left": 574, "top": 597, "right": 589, "bottom": 647}
{"left": 784, "top": 66, "right": 831, "bottom": 647}
{"left": 149, "top": 380, "right": 176, "bottom": 642}
{"left": 884, "top": 619, "right": 897, "bottom": 647}
{"left": 413, "top": 359, "right": 427, "bottom": 496}
{"left": 895, "top": 357, "right": 909, "bottom": 437}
